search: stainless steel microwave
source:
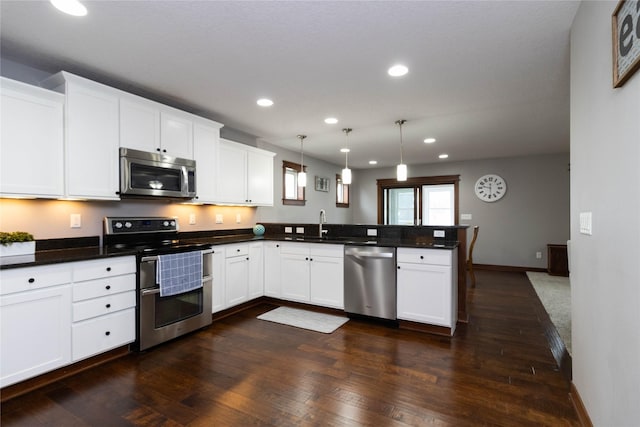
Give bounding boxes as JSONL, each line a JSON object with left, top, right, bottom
{"left": 119, "top": 147, "right": 196, "bottom": 199}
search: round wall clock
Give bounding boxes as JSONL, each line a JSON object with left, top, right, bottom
{"left": 474, "top": 174, "right": 507, "bottom": 202}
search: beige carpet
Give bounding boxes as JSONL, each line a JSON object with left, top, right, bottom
{"left": 526, "top": 272, "right": 571, "bottom": 355}
{"left": 257, "top": 306, "right": 349, "bottom": 334}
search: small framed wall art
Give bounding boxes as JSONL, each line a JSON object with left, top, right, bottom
{"left": 612, "top": 0, "right": 640, "bottom": 87}
{"left": 315, "top": 176, "right": 330, "bottom": 192}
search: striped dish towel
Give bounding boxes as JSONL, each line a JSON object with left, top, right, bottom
{"left": 156, "top": 251, "right": 202, "bottom": 297}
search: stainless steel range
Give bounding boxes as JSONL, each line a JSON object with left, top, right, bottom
{"left": 103, "top": 217, "right": 213, "bottom": 351}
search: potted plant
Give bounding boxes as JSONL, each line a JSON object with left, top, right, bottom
{"left": 0, "top": 231, "right": 35, "bottom": 257}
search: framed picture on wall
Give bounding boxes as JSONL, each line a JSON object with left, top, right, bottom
{"left": 612, "top": 0, "right": 640, "bottom": 87}
{"left": 315, "top": 176, "right": 330, "bottom": 192}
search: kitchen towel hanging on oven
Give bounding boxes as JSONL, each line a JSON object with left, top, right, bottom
{"left": 156, "top": 251, "right": 203, "bottom": 297}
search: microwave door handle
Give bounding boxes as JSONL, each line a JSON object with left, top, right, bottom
{"left": 182, "top": 166, "right": 189, "bottom": 195}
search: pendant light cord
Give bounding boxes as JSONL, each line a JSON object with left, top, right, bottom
{"left": 343, "top": 128, "right": 352, "bottom": 168}
{"left": 297, "top": 134, "right": 306, "bottom": 170}
{"left": 396, "top": 119, "right": 406, "bottom": 164}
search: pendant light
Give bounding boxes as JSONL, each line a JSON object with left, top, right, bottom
{"left": 396, "top": 119, "right": 407, "bottom": 181}
{"left": 297, "top": 134, "right": 307, "bottom": 187}
{"left": 341, "top": 128, "right": 353, "bottom": 185}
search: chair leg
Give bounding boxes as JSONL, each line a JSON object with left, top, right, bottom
{"left": 468, "top": 262, "right": 476, "bottom": 287}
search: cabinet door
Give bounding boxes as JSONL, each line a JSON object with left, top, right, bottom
{"left": 397, "top": 263, "right": 452, "bottom": 327}
{"left": 264, "top": 242, "right": 282, "bottom": 298}
{"left": 247, "top": 149, "right": 274, "bottom": 206}
{"left": 193, "top": 122, "right": 220, "bottom": 203}
{"left": 225, "top": 256, "right": 249, "bottom": 307}
{"left": 216, "top": 140, "right": 248, "bottom": 204}
{"left": 249, "top": 242, "right": 264, "bottom": 299}
{"left": 211, "top": 247, "right": 226, "bottom": 313}
{"left": 1, "top": 78, "right": 64, "bottom": 198}
{"left": 1, "top": 285, "right": 72, "bottom": 387}
{"left": 65, "top": 81, "right": 120, "bottom": 199}
{"left": 280, "top": 253, "right": 310, "bottom": 302}
{"left": 119, "top": 96, "right": 160, "bottom": 153}
{"left": 310, "top": 255, "right": 344, "bottom": 309}
{"left": 160, "top": 111, "right": 193, "bottom": 159}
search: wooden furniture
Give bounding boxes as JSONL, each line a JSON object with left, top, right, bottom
{"left": 547, "top": 244, "right": 569, "bottom": 277}
{"left": 467, "top": 226, "right": 479, "bottom": 287}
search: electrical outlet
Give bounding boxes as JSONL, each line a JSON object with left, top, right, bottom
{"left": 285, "top": 227, "right": 293, "bottom": 234}
{"left": 236, "top": 214, "right": 242, "bottom": 224}
{"left": 189, "top": 213, "right": 196, "bottom": 225}
{"left": 460, "top": 213, "right": 472, "bottom": 220}
{"left": 296, "top": 227, "right": 305, "bottom": 234}
{"left": 70, "top": 213, "right": 81, "bottom": 228}
{"left": 215, "top": 214, "right": 223, "bottom": 224}
{"left": 367, "top": 228, "right": 378, "bottom": 237}
{"left": 536, "top": 251, "right": 542, "bottom": 259}
{"left": 433, "top": 230, "right": 445, "bottom": 238}
{"left": 580, "top": 212, "right": 592, "bottom": 235}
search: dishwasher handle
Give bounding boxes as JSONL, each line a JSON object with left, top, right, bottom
{"left": 345, "top": 248, "right": 395, "bottom": 258}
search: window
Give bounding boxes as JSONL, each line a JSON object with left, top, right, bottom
{"left": 336, "top": 174, "right": 350, "bottom": 208}
{"left": 377, "top": 175, "right": 459, "bottom": 225}
{"left": 282, "top": 160, "right": 306, "bottom": 205}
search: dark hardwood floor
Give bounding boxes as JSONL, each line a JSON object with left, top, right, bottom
{"left": 1, "top": 271, "right": 579, "bottom": 426}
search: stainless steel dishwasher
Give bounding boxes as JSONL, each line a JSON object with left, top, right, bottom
{"left": 344, "top": 245, "right": 397, "bottom": 320}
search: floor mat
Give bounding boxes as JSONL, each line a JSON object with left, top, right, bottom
{"left": 257, "top": 306, "right": 349, "bottom": 334}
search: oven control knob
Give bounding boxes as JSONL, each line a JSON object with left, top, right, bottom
{"left": 114, "top": 222, "right": 123, "bottom": 229}
{"left": 163, "top": 221, "right": 169, "bottom": 227}
{"left": 124, "top": 222, "right": 132, "bottom": 228}
{"left": 170, "top": 220, "right": 176, "bottom": 226}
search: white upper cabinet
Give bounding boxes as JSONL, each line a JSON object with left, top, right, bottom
{"left": 119, "top": 96, "right": 160, "bottom": 153}
{"left": 42, "top": 72, "right": 120, "bottom": 200}
{"left": 216, "top": 138, "right": 275, "bottom": 206}
{"left": 0, "top": 77, "right": 64, "bottom": 198}
{"left": 120, "top": 95, "right": 193, "bottom": 159}
{"left": 192, "top": 119, "right": 223, "bottom": 203}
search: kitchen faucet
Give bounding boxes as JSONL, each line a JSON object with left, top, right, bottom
{"left": 319, "top": 209, "right": 328, "bottom": 238}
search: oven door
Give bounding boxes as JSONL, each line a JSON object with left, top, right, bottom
{"left": 138, "top": 250, "right": 212, "bottom": 351}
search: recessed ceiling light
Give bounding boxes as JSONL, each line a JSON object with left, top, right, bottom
{"left": 324, "top": 117, "right": 338, "bottom": 124}
{"left": 424, "top": 138, "right": 436, "bottom": 144}
{"left": 256, "top": 98, "right": 273, "bottom": 107}
{"left": 439, "top": 154, "right": 449, "bottom": 159}
{"left": 340, "top": 148, "right": 350, "bottom": 153}
{"left": 369, "top": 160, "right": 378, "bottom": 165}
{"left": 50, "top": 0, "right": 87, "bottom": 16}
{"left": 388, "top": 64, "right": 409, "bottom": 77}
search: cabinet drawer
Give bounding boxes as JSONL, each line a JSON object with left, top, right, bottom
{"left": 72, "top": 308, "right": 135, "bottom": 362}
{"left": 0, "top": 264, "right": 71, "bottom": 295}
{"left": 73, "top": 274, "right": 136, "bottom": 302}
{"left": 224, "top": 243, "right": 249, "bottom": 258}
{"left": 279, "top": 242, "right": 309, "bottom": 255}
{"left": 73, "top": 256, "right": 136, "bottom": 282}
{"left": 72, "top": 290, "right": 136, "bottom": 322}
{"left": 397, "top": 248, "right": 452, "bottom": 266}
{"left": 309, "top": 243, "right": 343, "bottom": 258}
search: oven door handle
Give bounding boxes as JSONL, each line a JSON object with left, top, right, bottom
{"left": 141, "top": 288, "right": 161, "bottom": 296}
{"left": 140, "top": 248, "right": 213, "bottom": 263}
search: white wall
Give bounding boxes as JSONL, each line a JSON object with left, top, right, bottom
{"left": 256, "top": 141, "right": 354, "bottom": 225}
{"left": 570, "top": 2, "right": 640, "bottom": 425}
{"left": 351, "top": 153, "right": 570, "bottom": 269}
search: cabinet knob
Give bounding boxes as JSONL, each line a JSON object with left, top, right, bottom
{"left": 305, "top": 257, "right": 309, "bottom": 261}
{"left": 28, "top": 278, "right": 35, "bottom": 283}
{"left": 156, "top": 148, "right": 161, "bottom": 152}
{"left": 246, "top": 257, "right": 249, "bottom": 261}
{"left": 106, "top": 304, "right": 111, "bottom": 308}
{"left": 237, "top": 249, "right": 240, "bottom": 252}
{"left": 105, "top": 331, "right": 111, "bottom": 336}
{"left": 105, "top": 285, "right": 111, "bottom": 290}
{"left": 310, "top": 258, "right": 313, "bottom": 261}
{"left": 106, "top": 267, "right": 111, "bottom": 272}
{"left": 162, "top": 149, "right": 167, "bottom": 153}
{"left": 397, "top": 266, "right": 401, "bottom": 269}
{"left": 420, "top": 256, "right": 424, "bottom": 260}
{"left": 276, "top": 244, "right": 279, "bottom": 248}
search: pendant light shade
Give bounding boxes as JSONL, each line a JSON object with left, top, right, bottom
{"left": 395, "top": 119, "right": 407, "bottom": 182}
{"left": 342, "top": 128, "right": 353, "bottom": 185}
{"left": 297, "top": 134, "right": 307, "bottom": 187}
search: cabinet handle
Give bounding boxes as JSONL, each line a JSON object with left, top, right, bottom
{"left": 106, "top": 285, "right": 111, "bottom": 290}
{"left": 310, "top": 258, "right": 313, "bottom": 261}
{"left": 28, "top": 278, "right": 35, "bottom": 283}
{"left": 156, "top": 148, "right": 161, "bottom": 152}
{"left": 106, "top": 304, "right": 111, "bottom": 308}
{"left": 105, "top": 331, "right": 111, "bottom": 336}
{"left": 276, "top": 244, "right": 279, "bottom": 248}
{"left": 397, "top": 266, "right": 401, "bottom": 269}
{"left": 237, "top": 249, "right": 240, "bottom": 252}
{"left": 420, "top": 256, "right": 424, "bottom": 260}
{"left": 106, "top": 267, "right": 111, "bottom": 272}
{"left": 246, "top": 257, "right": 249, "bottom": 261}
{"left": 162, "top": 149, "right": 167, "bottom": 153}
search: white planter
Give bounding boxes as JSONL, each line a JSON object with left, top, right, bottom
{"left": 0, "top": 241, "right": 35, "bottom": 257}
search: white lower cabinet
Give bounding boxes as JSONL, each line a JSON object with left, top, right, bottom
{"left": 224, "top": 243, "right": 250, "bottom": 307}
{"left": 396, "top": 248, "right": 457, "bottom": 334}
{"left": 0, "top": 284, "right": 72, "bottom": 387}
{"left": 279, "top": 242, "right": 344, "bottom": 308}
{"left": 249, "top": 242, "right": 264, "bottom": 299}
{"left": 0, "top": 256, "right": 137, "bottom": 387}
{"left": 211, "top": 246, "right": 226, "bottom": 313}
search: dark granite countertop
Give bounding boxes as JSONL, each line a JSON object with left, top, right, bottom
{"left": 0, "top": 234, "right": 458, "bottom": 270}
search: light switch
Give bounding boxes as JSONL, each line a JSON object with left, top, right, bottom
{"left": 236, "top": 214, "right": 242, "bottom": 224}
{"left": 215, "top": 214, "right": 223, "bottom": 224}
{"left": 579, "top": 212, "right": 592, "bottom": 235}
{"left": 189, "top": 213, "right": 196, "bottom": 225}
{"left": 70, "top": 214, "right": 81, "bottom": 228}
{"left": 460, "top": 213, "right": 472, "bottom": 220}
{"left": 285, "top": 227, "right": 293, "bottom": 234}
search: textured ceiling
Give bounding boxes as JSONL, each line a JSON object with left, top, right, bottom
{"left": 0, "top": 1, "right": 579, "bottom": 168}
